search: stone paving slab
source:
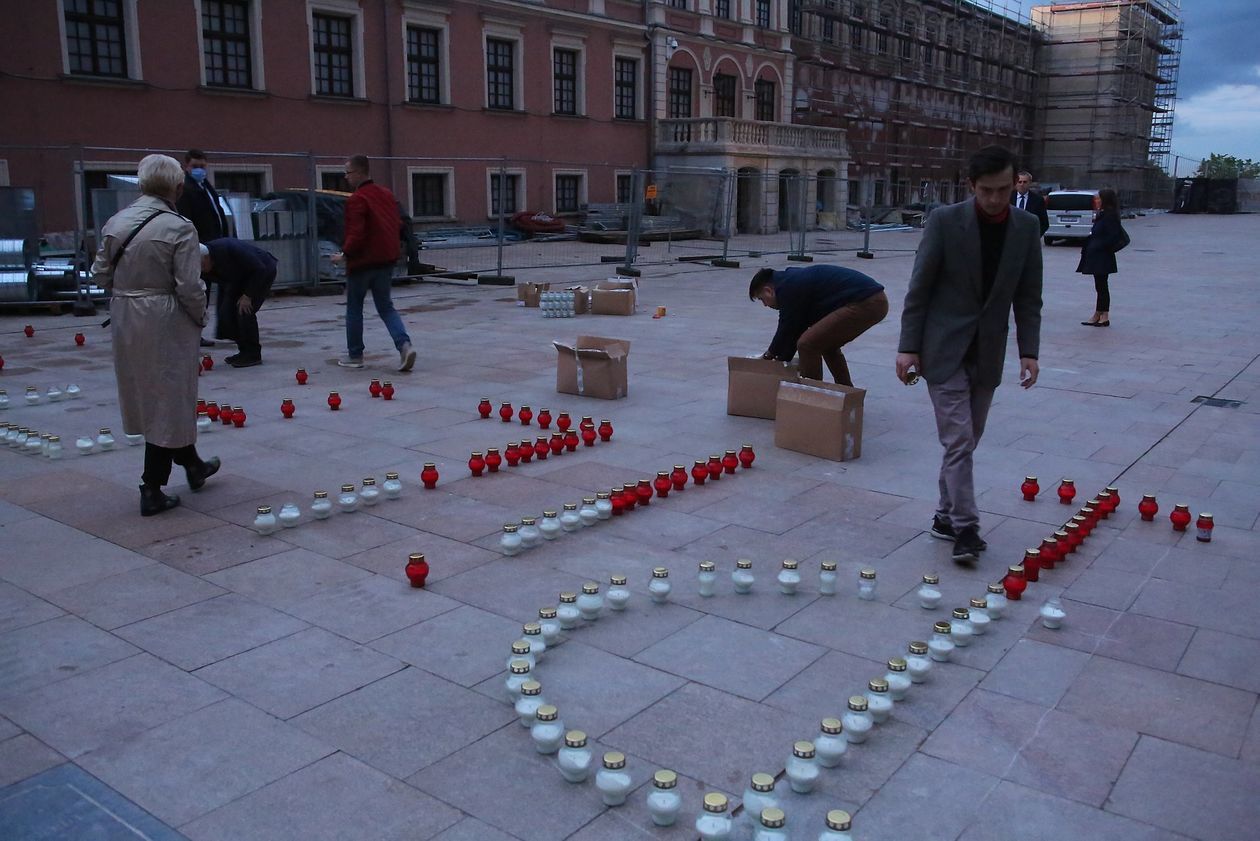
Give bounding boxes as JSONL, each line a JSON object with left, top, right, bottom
{"left": 1, "top": 213, "right": 1258, "bottom": 839}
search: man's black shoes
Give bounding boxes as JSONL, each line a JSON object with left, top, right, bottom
{"left": 140, "top": 485, "right": 180, "bottom": 517}
{"left": 930, "top": 514, "right": 956, "bottom": 541}
{"left": 186, "top": 457, "right": 221, "bottom": 491}
{"left": 228, "top": 356, "right": 261, "bottom": 368}
{"left": 952, "top": 526, "right": 986, "bottom": 564}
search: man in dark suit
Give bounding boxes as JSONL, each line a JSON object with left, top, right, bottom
{"left": 176, "top": 149, "right": 228, "bottom": 347}
{"left": 1011, "top": 170, "right": 1049, "bottom": 236}
{"left": 200, "top": 239, "right": 277, "bottom": 368}
{"left": 896, "top": 146, "right": 1043, "bottom": 563}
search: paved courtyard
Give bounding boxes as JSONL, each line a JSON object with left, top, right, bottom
{"left": 1, "top": 211, "right": 1259, "bottom": 840}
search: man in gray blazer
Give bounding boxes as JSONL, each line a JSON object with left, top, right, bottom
{"left": 896, "top": 146, "right": 1043, "bottom": 563}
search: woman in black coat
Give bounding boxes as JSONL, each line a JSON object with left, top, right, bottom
{"left": 1077, "top": 188, "right": 1126, "bottom": 326}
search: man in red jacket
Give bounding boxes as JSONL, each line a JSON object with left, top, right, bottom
{"left": 333, "top": 154, "right": 416, "bottom": 372}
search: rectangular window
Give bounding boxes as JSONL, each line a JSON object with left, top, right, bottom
{"left": 667, "top": 0, "right": 688, "bottom": 8}
{"left": 320, "top": 170, "right": 346, "bottom": 191}
{"left": 756, "top": 0, "right": 771, "bottom": 29}
{"left": 490, "top": 172, "right": 520, "bottom": 215}
{"left": 754, "top": 79, "right": 775, "bottom": 122}
{"left": 713, "top": 73, "right": 737, "bottom": 118}
{"left": 900, "top": 21, "right": 913, "bottom": 60}
{"left": 555, "top": 174, "right": 581, "bottom": 214}
{"left": 823, "top": 19, "right": 834, "bottom": 42}
{"left": 412, "top": 173, "right": 446, "bottom": 217}
{"left": 923, "top": 29, "right": 936, "bottom": 67}
{"left": 715, "top": 0, "right": 730, "bottom": 18}
{"left": 486, "top": 38, "right": 515, "bottom": 110}
{"left": 553, "top": 48, "right": 577, "bottom": 115}
{"left": 873, "top": 180, "right": 885, "bottom": 205}
{"left": 849, "top": 23, "right": 863, "bottom": 50}
{"left": 616, "top": 174, "right": 634, "bottom": 205}
{"left": 406, "top": 26, "right": 441, "bottom": 104}
{"left": 667, "top": 67, "right": 692, "bottom": 119}
{"left": 848, "top": 179, "right": 860, "bottom": 206}
{"left": 65, "top": 0, "right": 128, "bottom": 78}
{"left": 876, "top": 15, "right": 889, "bottom": 54}
{"left": 614, "top": 57, "right": 638, "bottom": 119}
{"left": 213, "top": 171, "right": 264, "bottom": 196}
{"left": 202, "top": 0, "right": 252, "bottom": 88}
{"left": 313, "top": 13, "right": 354, "bottom": 97}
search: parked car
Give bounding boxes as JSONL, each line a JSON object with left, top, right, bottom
{"left": 1043, "top": 190, "right": 1100, "bottom": 245}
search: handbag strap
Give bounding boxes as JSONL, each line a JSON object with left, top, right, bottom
{"left": 110, "top": 209, "right": 175, "bottom": 270}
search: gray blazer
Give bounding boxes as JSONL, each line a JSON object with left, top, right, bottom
{"left": 899, "top": 200, "right": 1043, "bottom": 390}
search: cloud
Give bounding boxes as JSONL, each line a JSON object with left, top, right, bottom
{"left": 1171, "top": 70, "right": 1260, "bottom": 166}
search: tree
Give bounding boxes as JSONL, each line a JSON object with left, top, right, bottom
{"left": 1195, "top": 154, "right": 1260, "bottom": 179}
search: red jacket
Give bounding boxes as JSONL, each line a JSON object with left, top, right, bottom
{"left": 342, "top": 180, "right": 401, "bottom": 271}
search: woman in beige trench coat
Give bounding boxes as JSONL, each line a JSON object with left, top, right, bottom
{"left": 92, "top": 154, "right": 220, "bottom": 516}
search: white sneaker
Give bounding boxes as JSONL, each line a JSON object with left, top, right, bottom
{"left": 337, "top": 357, "right": 364, "bottom": 369}
{"left": 398, "top": 342, "right": 416, "bottom": 372}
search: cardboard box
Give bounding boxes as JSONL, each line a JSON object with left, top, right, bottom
{"left": 566, "top": 286, "right": 590, "bottom": 315}
{"left": 516, "top": 282, "right": 551, "bottom": 307}
{"left": 554, "top": 335, "right": 631, "bottom": 399}
{"left": 774, "top": 380, "right": 865, "bottom": 461}
{"left": 590, "top": 279, "right": 637, "bottom": 316}
{"left": 726, "top": 356, "right": 800, "bottom": 419}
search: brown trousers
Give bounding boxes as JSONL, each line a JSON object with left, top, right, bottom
{"left": 796, "top": 290, "right": 889, "bottom": 385}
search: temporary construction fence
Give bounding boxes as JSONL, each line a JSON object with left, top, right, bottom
{"left": 1, "top": 144, "right": 931, "bottom": 303}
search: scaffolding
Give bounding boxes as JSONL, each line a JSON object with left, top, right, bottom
{"left": 1031, "top": 0, "right": 1181, "bottom": 205}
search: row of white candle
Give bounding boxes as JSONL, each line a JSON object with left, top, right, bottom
{"left": 252, "top": 475, "right": 404, "bottom": 533}
{"left": 0, "top": 384, "right": 82, "bottom": 410}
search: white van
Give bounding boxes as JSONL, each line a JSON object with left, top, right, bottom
{"left": 1043, "top": 190, "right": 1100, "bottom": 245}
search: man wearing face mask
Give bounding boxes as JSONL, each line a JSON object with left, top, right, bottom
{"left": 176, "top": 149, "right": 229, "bottom": 347}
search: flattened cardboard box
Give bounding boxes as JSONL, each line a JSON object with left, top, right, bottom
{"left": 727, "top": 356, "right": 800, "bottom": 419}
{"left": 774, "top": 380, "right": 865, "bottom": 461}
{"left": 516, "top": 282, "right": 551, "bottom": 307}
{"left": 554, "top": 335, "right": 631, "bottom": 399}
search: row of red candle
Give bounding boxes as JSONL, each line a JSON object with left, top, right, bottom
{"left": 15, "top": 327, "right": 85, "bottom": 345}
{"left": 1002, "top": 485, "right": 1122, "bottom": 599}
{"left": 196, "top": 400, "right": 248, "bottom": 427}
{"left": 477, "top": 399, "right": 583, "bottom": 433}
{"left": 607, "top": 447, "right": 755, "bottom": 514}
{"left": 467, "top": 419, "right": 615, "bottom": 476}
{"left": 1018, "top": 476, "right": 1087, "bottom": 505}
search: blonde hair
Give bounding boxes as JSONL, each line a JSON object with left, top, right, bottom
{"left": 137, "top": 154, "right": 184, "bottom": 196}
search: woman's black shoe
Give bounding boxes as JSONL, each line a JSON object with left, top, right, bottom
{"left": 186, "top": 457, "right": 221, "bottom": 491}
{"left": 1096, "top": 320, "right": 1110, "bottom": 327}
{"left": 140, "top": 485, "right": 180, "bottom": 516}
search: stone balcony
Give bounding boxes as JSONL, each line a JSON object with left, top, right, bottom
{"left": 657, "top": 117, "right": 848, "bottom": 158}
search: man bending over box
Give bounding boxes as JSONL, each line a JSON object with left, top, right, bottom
{"left": 750, "top": 264, "right": 889, "bottom": 386}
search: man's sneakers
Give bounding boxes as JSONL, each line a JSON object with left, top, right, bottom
{"left": 398, "top": 342, "right": 416, "bottom": 372}
{"left": 229, "top": 356, "right": 262, "bottom": 368}
{"left": 929, "top": 515, "right": 956, "bottom": 541}
{"left": 337, "top": 357, "right": 365, "bottom": 369}
{"left": 952, "top": 526, "right": 987, "bottom": 564}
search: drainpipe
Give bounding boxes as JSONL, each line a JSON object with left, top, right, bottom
{"left": 645, "top": 1, "right": 656, "bottom": 173}
{"left": 380, "top": 0, "right": 396, "bottom": 185}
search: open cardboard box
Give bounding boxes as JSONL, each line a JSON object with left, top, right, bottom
{"left": 554, "top": 335, "right": 631, "bottom": 399}
{"left": 516, "top": 282, "right": 551, "bottom": 307}
{"left": 590, "top": 279, "right": 638, "bottom": 316}
{"left": 727, "top": 356, "right": 800, "bottom": 419}
{"left": 774, "top": 379, "right": 865, "bottom": 461}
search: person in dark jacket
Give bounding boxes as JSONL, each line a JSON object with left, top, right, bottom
{"left": 1011, "top": 170, "right": 1049, "bottom": 236}
{"left": 176, "top": 149, "right": 229, "bottom": 348}
{"left": 1076, "top": 188, "right": 1126, "bottom": 327}
{"left": 332, "top": 154, "right": 416, "bottom": 372}
{"left": 750, "top": 264, "right": 888, "bottom": 386}
{"left": 200, "top": 238, "right": 277, "bottom": 367}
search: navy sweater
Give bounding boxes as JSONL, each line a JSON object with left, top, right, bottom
{"left": 766, "top": 265, "right": 884, "bottom": 360}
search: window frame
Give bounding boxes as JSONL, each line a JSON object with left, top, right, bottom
{"left": 405, "top": 25, "right": 442, "bottom": 105}
{"left": 486, "top": 168, "right": 526, "bottom": 218}
{"left": 715, "top": 0, "right": 731, "bottom": 19}
{"left": 754, "top": 77, "right": 775, "bottom": 122}
{"left": 59, "top": 0, "right": 142, "bottom": 80}
{"left": 549, "top": 34, "right": 586, "bottom": 117}
{"left": 209, "top": 164, "right": 273, "bottom": 198}
{"left": 198, "top": 0, "right": 256, "bottom": 90}
{"left": 756, "top": 0, "right": 771, "bottom": 30}
{"left": 615, "top": 171, "right": 635, "bottom": 206}
{"left": 408, "top": 167, "right": 455, "bottom": 221}
{"left": 613, "top": 53, "right": 641, "bottom": 120}
{"left": 307, "top": 2, "right": 364, "bottom": 99}
{"left": 667, "top": 66, "right": 693, "bottom": 120}
{"left": 553, "top": 170, "right": 586, "bottom": 215}
{"left": 712, "top": 72, "right": 738, "bottom": 119}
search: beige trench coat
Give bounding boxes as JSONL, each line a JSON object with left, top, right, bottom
{"left": 92, "top": 195, "right": 206, "bottom": 448}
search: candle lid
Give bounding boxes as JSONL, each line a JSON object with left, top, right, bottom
{"left": 362, "top": 477, "right": 376, "bottom": 486}
{"left": 98, "top": 427, "right": 111, "bottom": 434}
{"left": 1173, "top": 503, "right": 1190, "bottom": 510}
{"left": 868, "top": 678, "right": 889, "bottom": 693}
{"left": 610, "top": 574, "right": 627, "bottom": 586}
{"left": 987, "top": 583, "right": 1004, "bottom": 594}
{"left": 952, "top": 607, "right": 970, "bottom": 620}
{"left": 653, "top": 769, "right": 677, "bottom": 789}
{"left": 760, "top": 808, "right": 785, "bottom": 828}
{"left": 725, "top": 449, "right": 737, "bottom": 456}
{"left": 1008, "top": 565, "right": 1026, "bottom": 575}
{"left": 887, "top": 657, "right": 907, "bottom": 671}
{"left": 781, "top": 559, "right": 798, "bottom": 570}
{"left": 583, "top": 497, "right": 596, "bottom": 504}
{"left": 543, "top": 511, "right": 557, "bottom": 518}
{"left": 1025, "top": 548, "right": 1040, "bottom": 558}
{"left": 695, "top": 459, "right": 706, "bottom": 466}
{"left": 582, "top": 582, "right": 600, "bottom": 594}
{"left": 970, "top": 597, "right": 988, "bottom": 609}
{"left": 559, "top": 592, "right": 577, "bottom": 603}
{"left": 563, "top": 503, "right": 577, "bottom": 511}
{"left": 652, "top": 567, "right": 669, "bottom": 579}
{"left": 847, "top": 696, "right": 868, "bottom": 711}
{"left": 520, "top": 680, "right": 541, "bottom": 695}
{"left": 673, "top": 464, "right": 686, "bottom": 471}
{"left": 922, "top": 572, "right": 940, "bottom": 584}
{"left": 1024, "top": 475, "right": 1037, "bottom": 482}
{"left": 709, "top": 454, "right": 720, "bottom": 460}
{"left": 511, "top": 640, "right": 531, "bottom": 655}
{"left": 736, "top": 559, "right": 752, "bottom": 569}
{"left": 340, "top": 484, "right": 355, "bottom": 492}
{"left": 49, "top": 435, "right": 60, "bottom": 442}
{"left": 1141, "top": 493, "right": 1156, "bottom": 499}
{"left": 1105, "top": 486, "right": 1119, "bottom": 493}
{"left": 793, "top": 740, "right": 816, "bottom": 758}
{"left": 934, "top": 621, "right": 952, "bottom": 634}
{"left": 558, "top": 411, "right": 570, "bottom": 417}
{"left": 521, "top": 517, "right": 537, "bottom": 525}
{"left": 314, "top": 491, "right": 328, "bottom": 499}
{"left": 821, "top": 717, "right": 843, "bottom": 734}
{"left": 539, "top": 606, "right": 556, "bottom": 618}
{"left": 385, "top": 472, "right": 399, "bottom": 480}
{"left": 565, "top": 730, "right": 586, "bottom": 748}
{"left": 1199, "top": 512, "right": 1213, "bottom": 519}
{"left": 702, "top": 792, "right": 728, "bottom": 813}
{"left": 256, "top": 506, "right": 272, "bottom": 515}
{"left": 329, "top": 391, "right": 339, "bottom": 395}
{"left": 509, "top": 659, "right": 531, "bottom": 674}
{"left": 750, "top": 772, "right": 775, "bottom": 792}
{"left": 657, "top": 470, "right": 669, "bottom": 478}
{"left": 1062, "top": 478, "right": 1075, "bottom": 484}
{"left": 1054, "top": 529, "right": 1069, "bottom": 538}
{"left": 471, "top": 451, "right": 484, "bottom": 458}
{"left": 197, "top": 410, "right": 209, "bottom": 417}
{"left": 826, "top": 810, "right": 853, "bottom": 831}
{"left": 423, "top": 462, "right": 436, "bottom": 469}
{"left": 908, "top": 640, "right": 929, "bottom": 655}
{"left": 503, "top": 524, "right": 518, "bottom": 533}
{"left": 408, "top": 552, "right": 424, "bottom": 562}
{"left": 860, "top": 568, "right": 877, "bottom": 579}
{"left": 602, "top": 751, "right": 626, "bottom": 769}
{"left": 597, "top": 492, "right": 611, "bottom": 499}
{"left": 699, "top": 561, "right": 716, "bottom": 572}
{"left": 487, "top": 447, "right": 500, "bottom": 454}
{"left": 522, "top": 622, "right": 541, "bottom": 636}
{"left": 535, "top": 705, "right": 558, "bottom": 721}
{"left": 821, "top": 560, "right": 837, "bottom": 571}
